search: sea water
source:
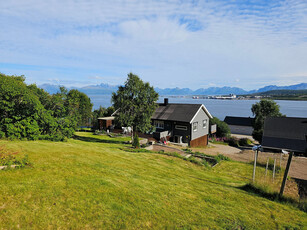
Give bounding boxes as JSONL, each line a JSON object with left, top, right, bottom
{"left": 89, "top": 95, "right": 307, "bottom": 120}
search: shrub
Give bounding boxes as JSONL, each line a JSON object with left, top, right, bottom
{"left": 0, "top": 145, "right": 31, "bottom": 167}
{"left": 210, "top": 117, "right": 230, "bottom": 138}
{"left": 216, "top": 154, "right": 230, "bottom": 162}
{"left": 239, "top": 138, "right": 252, "bottom": 146}
{"left": 227, "top": 137, "right": 240, "bottom": 147}
{"left": 132, "top": 134, "right": 140, "bottom": 148}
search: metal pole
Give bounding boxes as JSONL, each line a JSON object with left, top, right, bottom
{"left": 280, "top": 152, "right": 293, "bottom": 197}
{"left": 279, "top": 153, "right": 282, "bottom": 169}
{"left": 273, "top": 158, "right": 276, "bottom": 181}
{"left": 265, "top": 157, "right": 269, "bottom": 177}
{"left": 252, "top": 149, "right": 258, "bottom": 183}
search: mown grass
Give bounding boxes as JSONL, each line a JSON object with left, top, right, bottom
{"left": 0, "top": 132, "right": 306, "bottom": 229}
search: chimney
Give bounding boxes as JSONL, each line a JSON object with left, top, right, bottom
{"left": 164, "top": 98, "right": 169, "bottom": 106}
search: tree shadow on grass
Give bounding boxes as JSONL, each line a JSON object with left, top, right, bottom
{"left": 73, "top": 134, "right": 128, "bottom": 145}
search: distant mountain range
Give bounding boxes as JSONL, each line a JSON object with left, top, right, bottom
{"left": 39, "top": 83, "right": 307, "bottom": 96}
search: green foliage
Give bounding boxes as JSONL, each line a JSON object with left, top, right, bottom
{"left": 0, "top": 145, "right": 31, "bottom": 167}
{"left": 92, "top": 106, "right": 115, "bottom": 130}
{"left": 0, "top": 73, "right": 92, "bottom": 141}
{"left": 112, "top": 73, "right": 159, "bottom": 139}
{"left": 239, "top": 138, "right": 252, "bottom": 146}
{"left": 209, "top": 117, "right": 230, "bottom": 138}
{"left": 185, "top": 150, "right": 230, "bottom": 166}
{"left": 132, "top": 133, "right": 140, "bottom": 148}
{"left": 251, "top": 99, "right": 284, "bottom": 143}
{"left": 216, "top": 154, "right": 230, "bottom": 162}
{"left": 66, "top": 89, "right": 93, "bottom": 127}
{"left": 227, "top": 137, "right": 240, "bottom": 147}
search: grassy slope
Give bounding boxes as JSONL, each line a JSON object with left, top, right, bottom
{"left": 0, "top": 132, "right": 306, "bottom": 229}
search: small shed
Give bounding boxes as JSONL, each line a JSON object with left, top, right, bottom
{"left": 224, "top": 116, "right": 254, "bottom": 135}
{"left": 98, "top": 116, "right": 115, "bottom": 130}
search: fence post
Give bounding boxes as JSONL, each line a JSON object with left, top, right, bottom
{"left": 252, "top": 149, "right": 258, "bottom": 183}
{"left": 280, "top": 152, "right": 293, "bottom": 197}
{"left": 265, "top": 157, "right": 269, "bottom": 177}
{"left": 272, "top": 158, "right": 276, "bottom": 181}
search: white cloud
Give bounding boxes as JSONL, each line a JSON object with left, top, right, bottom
{"left": 0, "top": 0, "right": 306, "bottom": 90}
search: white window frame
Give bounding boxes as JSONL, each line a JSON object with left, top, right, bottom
{"left": 175, "top": 125, "right": 187, "bottom": 131}
{"left": 193, "top": 122, "right": 198, "bottom": 132}
{"left": 203, "top": 119, "right": 207, "bottom": 129}
{"left": 154, "top": 120, "right": 164, "bottom": 129}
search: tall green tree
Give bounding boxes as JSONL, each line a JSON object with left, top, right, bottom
{"left": 112, "top": 73, "right": 159, "bottom": 145}
{"left": 66, "top": 89, "right": 93, "bottom": 127}
{"left": 251, "top": 99, "right": 284, "bottom": 143}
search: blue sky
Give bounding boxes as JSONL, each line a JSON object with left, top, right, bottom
{"left": 0, "top": 0, "right": 306, "bottom": 90}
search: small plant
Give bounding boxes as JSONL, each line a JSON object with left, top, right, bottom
{"left": 183, "top": 148, "right": 193, "bottom": 153}
{"left": 132, "top": 134, "right": 140, "bottom": 148}
{"left": 239, "top": 138, "right": 252, "bottom": 146}
{"left": 216, "top": 154, "right": 230, "bottom": 162}
{"left": 94, "top": 130, "right": 100, "bottom": 135}
{"left": 0, "top": 145, "right": 31, "bottom": 168}
{"left": 227, "top": 137, "right": 240, "bottom": 147}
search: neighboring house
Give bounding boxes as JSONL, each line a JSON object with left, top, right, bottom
{"left": 98, "top": 116, "right": 115, "bottom": 130}
{"left": 262, "top": 117, "right": 307, "bottom": 154}
{"left": 224, "top": 116, "right": 254, "bottom": 135}
{"left": 151, "top": 98, "right": 213, "bottom": 147}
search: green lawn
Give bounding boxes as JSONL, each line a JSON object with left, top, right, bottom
{"left": 0, "top": 132, "right": 306, "bottom": 229}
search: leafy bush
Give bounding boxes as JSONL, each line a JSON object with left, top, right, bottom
{"left": 132, "top": 134, "right": 140, "bottom": 148}
{"left": 216, "top": 154, "right": 230, "bottom": 162}
{"left": 239, "top": 138, "right": 252, "bottom": 146}
{"left": 0, "top": 73, "right": 92, "bottom": 141}
{"left": 227, "top": 137, "right": 240, "bottom": 147}
{"left": 183, "top": 148, "right": 192, "bottom": 153}
{"left": 209, "top": 117, "right": 230, "bottom": 138}
{"left": 0, "top": 145, "right": 31, "bottom": 167}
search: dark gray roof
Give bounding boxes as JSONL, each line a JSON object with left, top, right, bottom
{"left": 152, "top": 103, "right": 202, "bottom": 123}
{"left": 262, "top": 117, "right": 307, "bottom": 153}
{"left": 224, "top": 116, "right": 254, "bottom": 127}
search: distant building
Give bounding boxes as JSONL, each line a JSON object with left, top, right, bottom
{"left": 262, "top": 117, "right": 307, "bottom": 154}
{"left": 98, "top": 116, "right": 115, "bottom": 130}
{"left": 224, "top": 116, "right": 254, "bottom": 135}
{"left": 151, "top": 98, "right": 213, "bottom": 147}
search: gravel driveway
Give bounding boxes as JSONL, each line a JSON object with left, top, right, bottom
{"left": 192, "top": 143, "right": 307, "bottom": 180}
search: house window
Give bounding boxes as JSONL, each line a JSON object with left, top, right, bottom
{"left": 193, "top": 122, "right": 198, "bottom": 132}
{"left": 203, "top": 120, "right": 207, "bottom": 129}
{"left": 175, "top": 125, "right": 187, "bottom": 130}
{"left": 154, "top": 120, "right": 164, "bottom": 129}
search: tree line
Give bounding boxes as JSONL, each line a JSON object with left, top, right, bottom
{"left": 1, "top": 72, "right": 283, "bottom": 144}
{"left": 0, "top": 73, "right": 92, "bottom": 141}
